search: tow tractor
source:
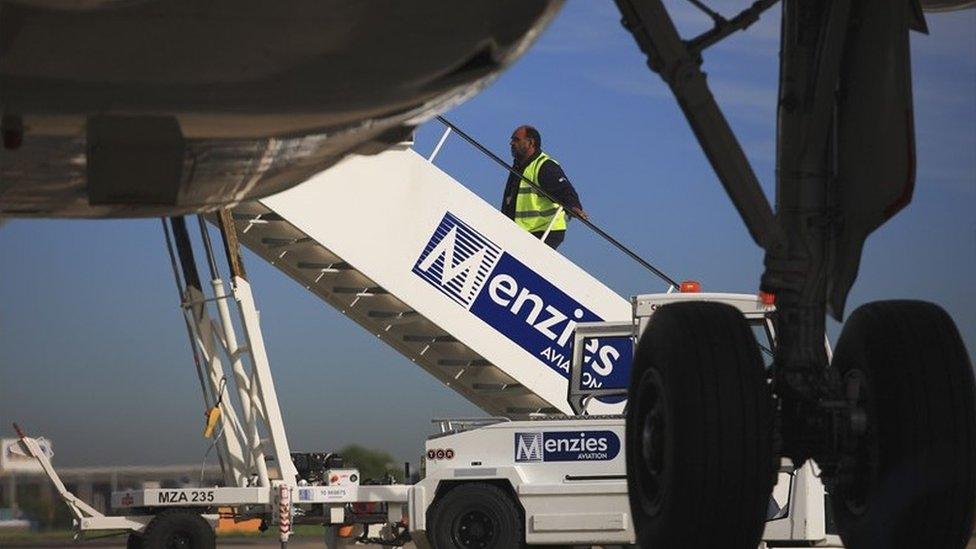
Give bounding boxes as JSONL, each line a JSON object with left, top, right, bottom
{"left": 14, "top": 207, "right": 842, "bottom": 548}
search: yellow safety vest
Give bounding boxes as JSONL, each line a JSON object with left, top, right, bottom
{"left": 514, "top": 152, "right": 567, "bottom": 233}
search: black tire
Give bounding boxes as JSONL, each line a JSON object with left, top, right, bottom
{"left": 626, "top": 301, "right": 774, "bottom": 548}
{"left": 428, "top": 482, "right": 524, "bottom": 549}
{"left": 829, "top": 300, "right": 976, "bottom": 549}
{"left": 126, "top": 532, "right": 144, "bottom": 549}
{"left": 141, "top": 509, "right": 216, "bottom": 549}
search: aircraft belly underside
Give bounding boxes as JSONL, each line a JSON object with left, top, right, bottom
{"left": 0, "top": 0, "right": 563, "bottom": 218}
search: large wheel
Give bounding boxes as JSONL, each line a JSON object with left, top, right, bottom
{"left": 626, "top": 301, "right": 774, "bottom": 548}
{"left": 126, "top": 532, "right": 144, "bottom": 549}
{"left": 141, "top": 509, "right": 216, "bottom": 549}
{"left": 829, "top": 300, "right": 976, "bottom": 549}
{"left": 428, "top": 482, "right": 523, "bottom": 549}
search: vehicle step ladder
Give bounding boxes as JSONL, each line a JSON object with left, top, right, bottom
{"left": 224, "top": 142, "right": 648, "bottom": 417}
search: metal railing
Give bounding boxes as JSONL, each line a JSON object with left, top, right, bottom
{"left": 431, "top": 116, "right": 679, "bottom": 290}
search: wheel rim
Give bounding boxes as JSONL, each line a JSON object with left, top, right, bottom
{"left": 452, "top": 507, "right": 497, "bottom": 548}
{"left": 838, "top": 368, "right": 879, "bottom": 516}
{"left": 164, "top": 530, "right": 193, "bottom": 549}
{"left": 634, "top": 367, "right": 668, "bottom": 516}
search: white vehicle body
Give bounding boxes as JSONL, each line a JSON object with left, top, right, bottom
{"left": 413, "top": 416, "right": 631, "bottom": 546}
{"left": 407, "top": 293, "right": 840, "bottom": 548}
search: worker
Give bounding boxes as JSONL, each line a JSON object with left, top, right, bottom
{"left": 502, "top": 125, "right": 588, "bottom": 250}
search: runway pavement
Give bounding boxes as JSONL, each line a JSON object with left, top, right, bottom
{"left": 0, "top": 537, "right": 414, "bottom": 548}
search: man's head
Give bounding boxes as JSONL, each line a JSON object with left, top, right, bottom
{"left": 510, "top": 125, "right": 542, "bottom": 164}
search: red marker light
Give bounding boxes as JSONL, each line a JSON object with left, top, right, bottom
{"left": 759, "top": 291, "right": 776, "bottom": 306}
{"left": 679, "top": 280, "right": 701, "bottom": 293}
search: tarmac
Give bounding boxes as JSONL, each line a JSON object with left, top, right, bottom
{"left": 0, "top": 535, "right": 413, "bottom": 548}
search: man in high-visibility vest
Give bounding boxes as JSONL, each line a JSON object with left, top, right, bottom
{"left": 501, "top": 125, "right": 588, "bottom": 250}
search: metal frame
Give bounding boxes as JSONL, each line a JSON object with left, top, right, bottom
{"left": 17, "top": 211, "right": 408, "bottom": 545}
{"left": 166, "top": 214, "right": 298, "bottom": 489}
{"left": 567, "top": 321, "right": 636, "bottom": 415}
{"left": 11, "top": 425, "right": 219, "bottom": 535}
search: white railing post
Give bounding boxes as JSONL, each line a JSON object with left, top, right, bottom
{"left": 427, "top": 127, "right": 452, "bottom": 163}
{"left": 539, "top": 206, "right": 564, "bottom": 244}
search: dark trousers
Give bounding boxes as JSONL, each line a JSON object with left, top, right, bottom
{"left": 531, "top": 230, "right": 565, "bottom": 250}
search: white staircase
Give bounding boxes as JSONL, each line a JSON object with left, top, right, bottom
{"left": 226, "top": 143, "right": 633, "bottom": 417}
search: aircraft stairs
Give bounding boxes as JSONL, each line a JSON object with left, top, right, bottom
{"left": 225, "top": 127, "right": 664, "bottom": 418}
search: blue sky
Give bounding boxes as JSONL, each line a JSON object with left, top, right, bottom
{"left": 1, "top": 2, "right": 973, "bottom": 469}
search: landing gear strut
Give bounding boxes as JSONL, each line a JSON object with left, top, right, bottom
{"left": 615, "top": 0, "right": 976, "bottom": 547}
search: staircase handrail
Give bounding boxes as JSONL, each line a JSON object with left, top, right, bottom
{"left": 434, "top": 116, "right": 679, "bottom": 290}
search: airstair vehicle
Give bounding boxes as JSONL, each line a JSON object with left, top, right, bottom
{"left": 228, "top": 139, "right": 633, "bottom": 419}
{"left": 16, "top": 122, "right": 842, "bottom": 548}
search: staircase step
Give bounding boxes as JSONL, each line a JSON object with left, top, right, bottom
{"left": 224, "top": 145, "right": 633, "bottom": 418}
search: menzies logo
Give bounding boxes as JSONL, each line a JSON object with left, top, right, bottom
{"left": 514, "top": 432, "right": 543, "bottom": 462}
{"left": 413, "top": 212, "right": 632, "bottom": 389}
{"left": 412, "top": 213, "right": 502, "bottom": 308}
{"left": 515, "top": 431, "right": 620, "bottom": 462}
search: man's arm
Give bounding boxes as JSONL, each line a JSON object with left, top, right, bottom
{"left": 538, "top": 160, "right": 588, "bottom": 220}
